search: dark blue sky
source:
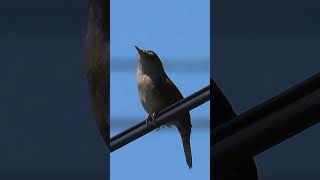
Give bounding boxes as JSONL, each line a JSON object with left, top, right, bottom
{"left": 0, "top": 1, "right": 107, "bottom": 179}
{"left": 214, "top": 0, "right": 320, "bottom": 179}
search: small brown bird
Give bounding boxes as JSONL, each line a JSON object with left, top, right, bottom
{"left": 135, "top": 46, "right": 193, "bottom": 169}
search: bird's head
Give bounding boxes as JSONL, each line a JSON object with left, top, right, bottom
{"left": 135, "top": 46, "right": 165, "bottom": 75}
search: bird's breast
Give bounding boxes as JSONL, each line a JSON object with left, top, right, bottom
{"left": 137, "top": 73, "right": 167, "bottom": 114}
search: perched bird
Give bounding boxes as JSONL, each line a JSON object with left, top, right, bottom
{"left": 85, "top": 0, "right": 109, "bottom": 147}
{"left": 211, "top": 79, "right": 258, "bottom": 180}
{"left": 135, "top": 46, "right": 193, "bottom": 169}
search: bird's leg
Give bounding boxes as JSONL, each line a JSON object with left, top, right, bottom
{"left": 146, "top": 115, "right": 152, "bottom": 125}
{"left": 151, "top": 112, "right": 158, "bottom": 121}
{"left": 146, "top": 112, "right": 158, "bottom": 125}
{"left": 146, "top": 112, "right": 166, "bottom": 131}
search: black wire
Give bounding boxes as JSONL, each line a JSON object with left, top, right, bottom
{"left": 110, "top": 85, "right": 209, "bottom": 142}
{"left": 110, "top": 117, "right": 209, "bottom": 129}
{"left": 110, "top": 85, "right": 210, "bottom": 152}
{"left": 213, "top": 88, "right": 320, "bottom": 162}
{"left": 213, "top": 72, "right": 320, "bottom": 144}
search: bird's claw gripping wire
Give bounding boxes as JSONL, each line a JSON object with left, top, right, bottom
{"left": 145, "top": 112, "right": 166, "bottom": 131}
{"left": 146, "top": 112, "right": 158, "bottom": 126}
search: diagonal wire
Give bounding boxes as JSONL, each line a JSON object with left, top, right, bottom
{"left": 213, "top": 87, "right": 320, "bottom": 162}
{"left": 212, "top": 72, "right": 320, "bottom": 162}
{"left": 110, "top": 85, "right": 210, "bottom": 152}
{"left": 110, "top": 117, "right": 209, "bottom": 130}
{"left": 110, "top": 85, "right": 209, "bottom": 142}
{"left": 213, "top": 72, "right": 320, "bottom": 144}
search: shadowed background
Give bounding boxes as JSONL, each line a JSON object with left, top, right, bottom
{"left": 213, "top": 0, "right": 320, "bottom": 179}
{"left": 0, "top": 1, "right": 107, "bottom": 179}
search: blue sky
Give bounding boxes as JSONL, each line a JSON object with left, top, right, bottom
{"left": 110, "top": 0, "right": 210, "bottom": 179}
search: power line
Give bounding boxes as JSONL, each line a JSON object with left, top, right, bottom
{"left": 110, "top": 117, "right": 209, "bottom": 129}
{"left": 212, "top": 72, "right": 320, "bottom": 162}
{"left": 213, "top": 72, "right": 320, "bottom": 144}
{"left": 110, "top": 85, "right": 210, "bottom": 152}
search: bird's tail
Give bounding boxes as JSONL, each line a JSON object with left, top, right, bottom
{"left": 177, "top": 124, "right": 192, "bottom": 169}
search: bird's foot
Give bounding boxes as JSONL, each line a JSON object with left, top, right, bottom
{"left": 146, "top": 112, "right": 158, "bottom": 125}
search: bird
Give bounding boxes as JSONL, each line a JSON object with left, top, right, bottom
{"left": 84, "top": 0, "right": 109, "bottom": 147}
{"left": 211, "top": 79, "right": 259, "bottom": 180}
{"left": 135, "top": 46, "right": 193, "bottom": 169}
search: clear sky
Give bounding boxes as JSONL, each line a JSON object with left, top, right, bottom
{"left": 110, "top": 0, "right": 210, "bottom": 179}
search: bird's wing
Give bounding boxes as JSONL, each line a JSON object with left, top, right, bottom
{"left": 153, "top": 75, "right": 184, "bottom": 106}
{"left": 156, "top": 76, "right": 192, "bottom": 169}
{"left": 153, "top": 75, "right": 191, "bottom": 122}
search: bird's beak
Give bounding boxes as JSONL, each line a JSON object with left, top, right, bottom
{"left": 135, "top": 46, "right": 143, "bottom": 55}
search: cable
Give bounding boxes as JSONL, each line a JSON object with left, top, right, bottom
{"left": 213, "top": 87, "right": 320, "bottom": 162}
{"left": 110, "top": 85, "right": 210, "bottom": 152}
{"left": 213, "top": 72, "right": 320, "bottom": 144}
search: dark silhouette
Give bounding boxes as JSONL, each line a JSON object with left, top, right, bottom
{"left": 211, "top": 79, "right": 258, "bottom": 180}
{"left": 85, "top": 0, "right": 110, "bottom": 147}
